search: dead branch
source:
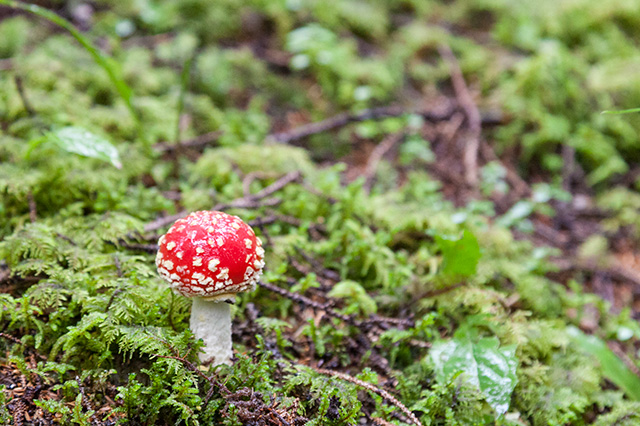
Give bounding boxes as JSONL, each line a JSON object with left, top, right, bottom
{"left": 144, "top": 171, "right": 302, "bottom": 233}
{"left": 438, "top": 44, "right": 481, "bottom": 187}
{"left": 0, "top": 332, "right": 23, "bottom": 345}
{"left": 14, "top": 75, "right": 35, "bottom": 116}
{"left": 258, "top": 280, "right": 351, "bottom": 323}
{"left": 553, "top": 258, "right": 640, "bottom": 288}
{"left": 364, "top": 133, "right": 404, "bottom": 192}
{"left": 0, "top": 58, "right": 13, "bottom": 71}
{"left": 154, "top": 130, "right": 222, "bottom": 153}
{"left": 313, "top": 367, "right": 423, "bottom": 426}
{"left": 269, "top": 105, "right": 456, "bottom": 144}
{"left": 27, "top": 191, "right": 36, "bottom": 223}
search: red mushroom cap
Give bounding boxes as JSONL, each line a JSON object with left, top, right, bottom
{"left": 155, "top": 211, "right": 264, "bottom": 299}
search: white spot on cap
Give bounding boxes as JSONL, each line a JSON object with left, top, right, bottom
{"left": 244, "top": 266, "right": 254, "bottom": 280}
{"left": 244, "top": 239, "right": 252, "bottom": 249}
{"left": 231, "top": 222, "right": 240, "bottom": 230}
{"left": 256, "top": 246, "right": 265, "bottom": 257}
{"left": 193, "top": 272, "right": 205, "bottom": 282}
{"left": 196, "top": 247, "right": 204, "bottom": 254}
{"left": 162, "top": 260, "right": 174, "bottom": 271}
{"left": 256, "top": 237, "right": 263, "bottom": 247}
{"left": 216, "top": 267, "right": 229, "bottom": 280}
{"left": 166, "top": 241, "right": 176, "bottom": 251}
{"left": 207, "top": 238, "right": 215, "bottom": 246}
{"left": 208, "top": 259, "right": 220, "bottom": 272}
{"left": 216, "top": 237, "right": 224, "bottom": 246}
{"left": 207, "top": 226, "right": 215, "bottom": 233}
{"left": 193, "top": 257, "right": 202, "bottom": 267}
{"left": 177, "top": 251, "right": 184, "bottom": 259}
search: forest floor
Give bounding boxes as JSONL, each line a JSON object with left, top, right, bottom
{"left": 1, "top": 0, "right": 640, "bottom": 425}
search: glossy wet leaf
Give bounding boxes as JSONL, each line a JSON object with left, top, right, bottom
{"left": 49, "top": 127, "right": 122, "bottom": 169}
{"left": 431, "top": 336, "right": 518, "bottom": 415}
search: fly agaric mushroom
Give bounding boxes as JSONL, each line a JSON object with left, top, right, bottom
{"left": 155, "top": 210, "right": 265, "bottom": 365}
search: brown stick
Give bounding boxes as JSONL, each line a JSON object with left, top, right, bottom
{"left": 154, "top": 130, "right": 222, "bottom": 153}
{"left": 438, "top": 45, "right": 481, "bottom": 187}
{"left": 269, "top": 105, "right": 455, "bottom": 144}
{"left": 312, "top": 367, "right": 423, "bottom": 426}
{"left": 364, "top": 133, "right": 404, "bottom": 192}
{"left": 144, "top": 171, "right": 302, "bottom": 233}
{"left": 553, "top": 258, "right": 640, "bottom": 288}
{"left": 258, "top": 280, "right": 351, "bottom": 323}
{"left": 14, "top": 76, "right": 35, "bottom": 116}
{"left": 27, "top": 191, "right": 37, "bottom": 223}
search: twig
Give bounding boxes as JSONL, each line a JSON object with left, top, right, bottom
{"left": 104, "top": 288, "right": 124, "bottom": 313}
{"left": 117, "top": 241, "right": 161, "bottom": 252}
{"left": 372, "top": 418, "right": 397, "bottom": 426}
{"left": 479, "top": 143, "right": 530, "bottom": 197}
{"left": 562, "top": 144, "right": 576, "bottom": 192}
{"left": 0, "top": 332, "right": 23, "bottom": 345}
{"left": 608, "top": 341, "right": 640, "bottom": 377}
{"left": 114, "top": 254, "right": 123, "bottom": 278}
{"left": 14, "top": 75, "right": 35, "bottom": 116}
{"left": 0, "top": 58, "right": 13, "bottom": 70}
{"left": 313, "top": 367, "right": 423, "bottom": 426}
{"left": 258, "top": 280, "right": 351, "bottom": 323}
{"left": 364, "top": 133, "right": 404, "bottom": 192}
{"left": 269, "top": 105, "right": 455, "bottom": 144}
{"left": 360, "top": 315, "right": 415, "bottom": 329}
{"left": 27, "top": 191, "right": 36, "bottom": 223}
{"left": 144, "top": 171, "right": 302, "bottom": 233}
{"left": 154, "top": 130, "right": 222, "bottom": 153}
{"left": 438, "top": 44, "right": 481, "bottom": 187}
{"left": 419, "top": 282, "right": 466, "bottom": 299}
{"left": 553, "top": 258, "right": 640, "bottom": 288}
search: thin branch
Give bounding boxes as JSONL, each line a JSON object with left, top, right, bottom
{"left": 0, "top": 332, "right": 23, "bottom": 345}
{"left": 608, "top": 341, "right": 640, "bottom": 378}
{"left": 14, "top": 75, "right": 35, "bottom": 116}
{"left": 418, "top": 282, "right": 466, "bottom": 299}
{"left": 154, "top": 130, "right": 222, "bottom": 153}
{"left": 364, "top": 133, "right": 404, "bottom": 192}
{"left": 27, "top": 190, "right": 36, "bottom": 223}
{"left": 553, "top": 258, "right": 640, "bottom": 288}
{"left": 313, "top": 367, "right": 423, "bottom": 426}
{"left": 144, "top": 171, "right": 302, "bottom": 233}
{"left": 438, "top": 44, "right": 481, "bottom": 187}
{"left": 269, "top": 105, "right": 456, "bottom": 144}
{"left": 0, "top": 58, "right": 13, "bottom": 71}
{"left": 258, "top": 280, "right": 351, "bottom": 323}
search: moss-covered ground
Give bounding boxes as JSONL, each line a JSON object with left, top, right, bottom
{"left": 2, "top": 0, "right": 640, "bottom": 424}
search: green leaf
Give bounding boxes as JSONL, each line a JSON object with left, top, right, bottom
{"left": 431, "top": 336, "right": 518, "bottom": 415}
{"left": 567, "top": 326, "right": 640, "bottom": 401}
{"left": 49, "top": 127, "right": 122, "bottom": 169}
{"left": 435, "top": 229, "right": 481, "bottom": 278}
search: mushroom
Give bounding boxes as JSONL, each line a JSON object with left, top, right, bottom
{"left": 155, "top": 210, "right": 265, "bottom": 365}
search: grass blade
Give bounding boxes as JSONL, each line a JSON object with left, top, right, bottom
{"left": 0, "top": 0, "right": 138, "bottom": 123}
{"left": 568, "top": 326, "right": 640, "bottom": 401}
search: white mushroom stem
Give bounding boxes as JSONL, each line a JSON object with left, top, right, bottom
{"left": 190, "top": 296, "right": 235, "bottom": 365}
